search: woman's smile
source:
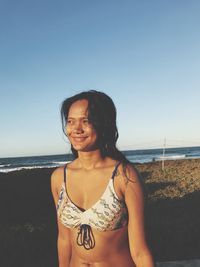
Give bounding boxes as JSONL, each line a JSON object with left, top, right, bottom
{"left": 72, "top": 136, "right": 88, "bottom": 143}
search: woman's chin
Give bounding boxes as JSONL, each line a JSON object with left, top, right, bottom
{"left": 73, "top": 144, "right": 99, "bottom": 153}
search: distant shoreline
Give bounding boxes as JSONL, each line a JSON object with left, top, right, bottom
{"left": 1, "top": 145, "right": 200, "bottom": 173}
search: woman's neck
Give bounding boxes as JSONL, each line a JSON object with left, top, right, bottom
{"left": 77, "top": 149, "right": 106, "bottom": 170}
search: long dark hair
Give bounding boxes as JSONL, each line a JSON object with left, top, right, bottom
{"left": 60, "top": 90, "right": 147, "bottom": 200}
{"left": 61, "top": 90, "right": 129, "bottom": 163}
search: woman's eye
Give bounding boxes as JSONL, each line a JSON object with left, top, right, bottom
{"left": 67, "top": 120, "right": 73, "bottom": 124}
{"left": 83, "top": 119, "right": 90, "bottom": 124}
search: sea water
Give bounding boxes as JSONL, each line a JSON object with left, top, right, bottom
{"left": 0, "top": 146, "right": 200, "bottom": 173}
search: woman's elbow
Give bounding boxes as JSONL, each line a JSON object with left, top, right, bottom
{"left": 130, "top": 247, "right": 155, "bottom": 267}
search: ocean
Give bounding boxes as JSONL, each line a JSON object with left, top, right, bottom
{"left": 1, "top": 146, "right": 200, "bottom": 173}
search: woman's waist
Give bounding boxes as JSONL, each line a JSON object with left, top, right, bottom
{"left": 71, "top": 247, "right": 135, "bottom": 267}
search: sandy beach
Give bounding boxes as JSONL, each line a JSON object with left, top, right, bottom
{"left": 0, "top": 158, "right": 200, "bottom": 266}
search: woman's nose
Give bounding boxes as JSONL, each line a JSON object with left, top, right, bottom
{"left": 73, "top": 121, "right": 83, "bottom": 132}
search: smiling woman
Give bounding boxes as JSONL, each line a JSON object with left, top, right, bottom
{"left": 51, "top": 90, "right": 155, "bottom": 267}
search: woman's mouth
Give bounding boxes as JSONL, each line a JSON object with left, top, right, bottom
{"left": 72, "top": 137, "right": 87, "bottom": 142}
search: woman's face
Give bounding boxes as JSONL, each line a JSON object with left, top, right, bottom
{"left": 66, "top": 99, "right": 98, "bottom": 152}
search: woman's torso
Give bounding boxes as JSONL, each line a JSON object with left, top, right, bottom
{"left": 56, "top": 159, "right": 136, "bottom": 267}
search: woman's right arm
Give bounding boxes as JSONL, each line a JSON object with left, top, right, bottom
{"left": 51, "top": 168, "right": 72, "bottom": 267}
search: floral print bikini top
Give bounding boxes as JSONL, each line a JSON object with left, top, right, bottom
{"left": 57, "top": 161, "right": 128, "bottom": 250}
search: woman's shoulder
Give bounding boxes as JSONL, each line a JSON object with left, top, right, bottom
{"left": 51, "top": 159, "right": 79, "bottom": 183}
{"left": 118, "top": 162, "right": 146, "bottom": 200}
{"left": 51, "top": 163, "right": 68, "bottom": 189}
{"left": 117, "top": 162, "right": 141, "bottom": 189}
{"left": 118, "top": 161, "right": 139, "bottom": 176}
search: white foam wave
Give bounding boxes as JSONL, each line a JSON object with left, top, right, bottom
{"left": 52, "top": 161, "right": 68, "bottom": 165}
{"left": 0, "top": 161, "right": 71, "bottom": 173}
{"left": 155, "top": 154, "right": 186, "bottom": 161}
{"left": 0, "top": 164, "right": 11, "bottom": 167}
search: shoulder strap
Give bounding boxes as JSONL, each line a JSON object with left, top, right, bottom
{"left": 64, "top": 164, "right": 67, "bottom": 183}
{"left": 111, "top": 161, "right": 121, "bottom": 180}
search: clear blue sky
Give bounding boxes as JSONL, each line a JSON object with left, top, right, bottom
{"left": 1, "top": 0, "right": 200, "bottom": 157}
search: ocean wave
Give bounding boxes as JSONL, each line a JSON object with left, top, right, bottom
{"left": 0, "top": 161, "right": 71, "bottom": 173}
{"left": 52, "top": 161, "right": 68, "bottom": 165}
{"left": 0, "top": 164, "right": 11, "bottom": 167}
{"left": 154, "top": 154, "right": 186, "bottom": 161}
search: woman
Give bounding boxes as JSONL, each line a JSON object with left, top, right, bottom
{"left": 51, "top": 90, "right": 155, "bottom": 267}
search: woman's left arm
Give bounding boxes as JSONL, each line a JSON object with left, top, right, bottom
{"left": 123, "top": 164, "right": 155, "bottom": 267}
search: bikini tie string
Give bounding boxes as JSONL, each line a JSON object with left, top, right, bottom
{"left": 76, "top": 224, "right": 95, "bottom": 250}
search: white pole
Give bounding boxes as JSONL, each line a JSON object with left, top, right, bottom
{"left": 162, "top": 138, "right": 166, "bottom": 171}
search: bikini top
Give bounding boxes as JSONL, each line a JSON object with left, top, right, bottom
{"left": 56, "top": 161, "right": 128, "bottom": 250}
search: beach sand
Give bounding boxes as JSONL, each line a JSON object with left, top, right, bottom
{"left": 0, "top": 158, "right": 200, "bottom": 266}
{"left": 135, "top": 159, "right": 200, "bottom": 264}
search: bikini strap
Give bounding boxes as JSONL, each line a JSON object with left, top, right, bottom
{"left": 111, "top": 161, "right": 121, "bottom": 180}
{"left": 64, "top": 164, "right": 68, "bottom": 184}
